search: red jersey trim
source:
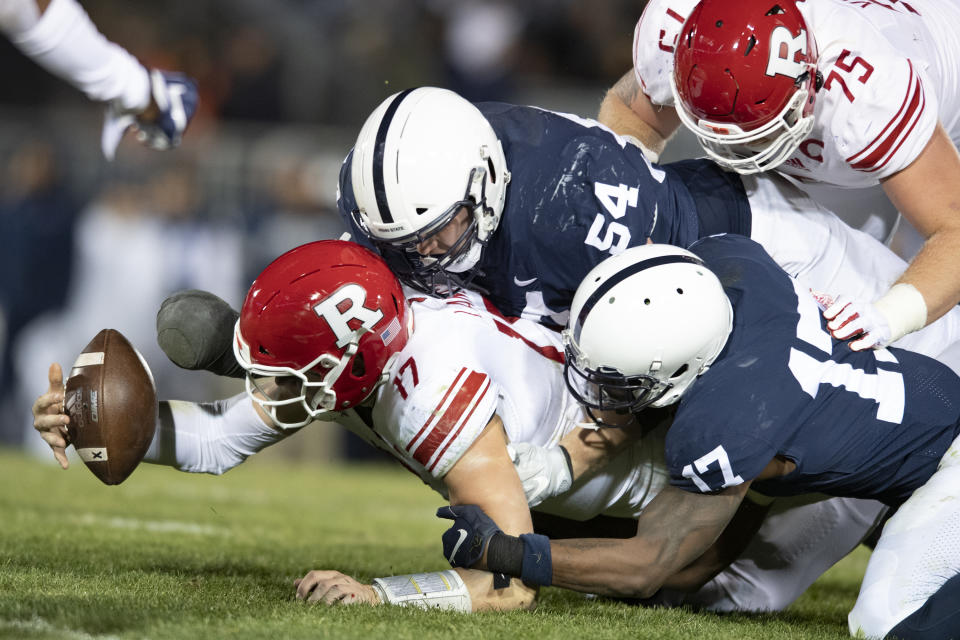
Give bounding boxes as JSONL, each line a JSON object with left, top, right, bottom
{"left": 427, "top": 378, "right": 493, "bottom": 473}
{"left": 847, "top": 61, "right": 926, "bottom": 172}
{"left": 410, "top": 370, "right": 491, "bottom": 470}
{"left": 406, "top": 367, "right": 467, "bottom": 451}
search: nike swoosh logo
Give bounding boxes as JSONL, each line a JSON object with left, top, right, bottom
{"left": 514, "top": 276, "right": 538, "bottom": 287}
{"left": 448, "top": 528, "right": 469, "bottom": 563}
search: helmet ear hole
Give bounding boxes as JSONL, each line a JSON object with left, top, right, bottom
{"left": 351, "top": 352, "right": 366, "bottom": 377}
{"left": 487, "top": 157, "right": 497, "bottom": 183}
{"left": 670, "top": 364, "right": 689, "bottom": 379}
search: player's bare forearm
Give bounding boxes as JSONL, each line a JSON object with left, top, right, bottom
{"left": 295, "top": 566, "right": 534, "bottom": 612}
{"left": 548, "top": 483, "right": 748, "bottom": 598}
{"left": 882, "top": 124, "right": 960, "bottom": 324}
{"left": 456, "top": 567, "right": 536, "bottom": 611}
{"left": 559, "top": 420, "right": 633, "bottom": 479}
{"left": 597, "top": 70, "right": 679, "bottom": 155}
{"left": 892, "top": 228, "right": 960, "bottom": 324}
{"left": 443, "top": 415, "right": 538, "bottom": 609}
{"left": 598, "top": 79, "right": 665, "bottom": 154}
{"left": 300, "top": 414, "right": 538, "bottom": 612}
{"left": 660, "top": 493, "right": 771, "bottom": 592}
{"left": 562, "top": 408, "right": 670, "bottom": 479}
{"left": 445, "top": 416, "right": 533, "bottom": 533}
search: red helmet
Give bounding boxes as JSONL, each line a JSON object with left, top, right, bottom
{"left": 672, "top": 0, "right": 819, "bottom": 173}
{"left": 233, "top": 240, "right": 411, "bottom": 428}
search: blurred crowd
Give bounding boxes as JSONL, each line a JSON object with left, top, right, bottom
{"left": 0, "top": 0, "right": 644, "bottom": 448}
{"left": 2, "top": 0, "right": 641, "bottom": 124}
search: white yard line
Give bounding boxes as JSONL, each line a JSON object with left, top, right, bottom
{"left": 0, "top": 616, "right": 122, "bottom": 640}
{"left": 70, "top": 513, "right": 225, "bottom": 536}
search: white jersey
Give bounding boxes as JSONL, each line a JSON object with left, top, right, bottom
{"left": 634, "top": 0, "right": 960, "bottom": 187}
{"left": 337, "top": 288, "right": 669, "bottom": 521}
{"left": 329, "top": 287, "right": 884, "bottom": 613}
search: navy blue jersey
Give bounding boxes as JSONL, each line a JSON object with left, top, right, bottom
{"left": 338, "top": 102, "right": 750, "bottom": 325}
{"left": 665, "top": 234, "right": 960, "bottom": 506}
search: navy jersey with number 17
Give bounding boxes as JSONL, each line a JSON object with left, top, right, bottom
{"left": 338, "top": 102, "right": 751, "bottom": 326}
{"left": 665, "top": 234, "right": 960, "bottom": 507}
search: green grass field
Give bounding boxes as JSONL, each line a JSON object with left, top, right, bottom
{"left": 0, "top": 448, "right": 870, "bottom": 639}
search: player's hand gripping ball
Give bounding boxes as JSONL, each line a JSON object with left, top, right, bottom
{"left": 64, "top": 329, "right": 158, "bottom": 485}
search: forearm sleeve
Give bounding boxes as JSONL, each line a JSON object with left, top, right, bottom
{"left": 143, "top": 393, "right": 288, "bottom": 475}
{"left": 7, "top": 0, "right": 149, "bottom": 110}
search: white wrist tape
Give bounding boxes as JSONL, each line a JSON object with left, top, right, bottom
{"left": 143, "top": 393, "right": 286, "bottom": 475}
{"left": 875, "top": 283, "right": 928, "bottom": 344}
{"left": 372, "top": 570, "right": 471, "bottom": 612}
{"left": 622, "top": 134, "right": 661, "bottom": 163}
{"left": 10, "top": 0, "right": 149, "bottom": 111}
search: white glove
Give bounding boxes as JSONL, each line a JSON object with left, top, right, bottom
{"left": 507, "top": 442, "right": 573, "bottom": 507}
{"left": 822, "top": 283, "right": 927, "bottom": 351}
{"left": 823, "top": 295, "right": 893, "bottom": 350}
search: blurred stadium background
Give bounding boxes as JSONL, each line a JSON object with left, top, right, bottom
{"left": 0, "top": 0, "right": 921, "bottom": 463}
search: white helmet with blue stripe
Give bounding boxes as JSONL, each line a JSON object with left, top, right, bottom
{"left": 562, "top": 244, "right": 733, "bottom": 421}
{"left": 349, "top": 87, "right": 510, "bottom": 293}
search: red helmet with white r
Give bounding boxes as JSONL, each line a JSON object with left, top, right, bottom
{"left": 233, "top": 240, "right": 412, "bottom": 428}
{"left": 671, "top": 0, "right": 820, "bottom": 174}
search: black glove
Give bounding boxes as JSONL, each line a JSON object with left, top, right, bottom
{"left": 437, "top": 505, "right": 503, "bottom": 569}
{"left": 156, "top": 289, "right": 245, "bottom": 378}
{"left": 438, "top": 504, "right": 553, "bottom": 586}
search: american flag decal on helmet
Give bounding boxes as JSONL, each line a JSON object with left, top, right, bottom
{"left": 379, "top": 316, "right": 402, "bottom": 346}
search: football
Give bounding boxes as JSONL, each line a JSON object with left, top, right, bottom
{"left": 64, "top": 329, "right": 158, "bottom": 485}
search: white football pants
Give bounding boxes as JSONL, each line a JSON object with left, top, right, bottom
{"left": 654, "top": 495, "right": 886, "bottom": 612}
{"left": 848, "top": 433, "right": 960, "bottom": 638}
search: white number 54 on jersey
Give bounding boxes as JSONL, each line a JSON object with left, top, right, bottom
{"left": 584, "top": 182, "right": 638, "bottom": 254}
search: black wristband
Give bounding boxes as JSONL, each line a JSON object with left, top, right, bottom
{"left": 485, "top": 532, "right": 524, "bottom": 577}
{"left": 485, "top": 532, "right": 554, "bottom": 586}
{"left": 519, "top": 533, "right": 553, "bottom": 586}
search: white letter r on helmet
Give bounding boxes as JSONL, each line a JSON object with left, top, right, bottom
{"left": 766, "top": 26, "right": 808, "bottom": 79}
{"left": 313, "top": 284, "right": 384, "bottom": 348}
